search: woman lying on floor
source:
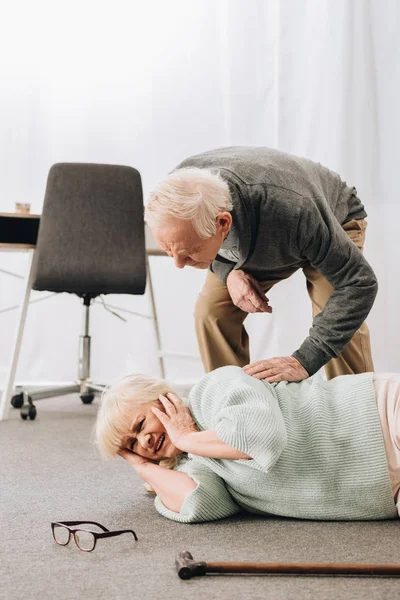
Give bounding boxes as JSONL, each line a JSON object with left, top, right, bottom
{"left": 95, "top": 366, "right": 400, "bottom": 523}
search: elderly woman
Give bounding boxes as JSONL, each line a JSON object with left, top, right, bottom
{"left": 95, "top": 366, "right": 400, "bottom": 523}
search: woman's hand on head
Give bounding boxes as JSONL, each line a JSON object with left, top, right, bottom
{"left": 118, "top": 449, "right": 150, "bottom": 473}
{"left": 152, "top": 393, "right": 199, "bottom": 452}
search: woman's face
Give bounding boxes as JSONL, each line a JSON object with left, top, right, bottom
{"left": 122, "top": 399, "right": 181, "bottom": 461}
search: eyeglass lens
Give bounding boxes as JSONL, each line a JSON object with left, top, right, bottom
{"left": 74, "top": 531, "right": 95, "bottom": 552}
{"left": 53, "top": 525, "right": 70, "bottom": 545}
{"left": 53, "top": 525, "right": 96, "bottom": 551}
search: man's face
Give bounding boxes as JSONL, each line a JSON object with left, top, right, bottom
{"left": 153, "top": 214, "right": 232, "bottom": 269}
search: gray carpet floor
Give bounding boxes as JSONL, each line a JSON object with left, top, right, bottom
{"left": 1, "top": 394, "right": 400, "bottom": 600}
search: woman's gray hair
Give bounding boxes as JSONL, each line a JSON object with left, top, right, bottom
{"left": 145, "top": 167, "right": 233, "bottom": 239}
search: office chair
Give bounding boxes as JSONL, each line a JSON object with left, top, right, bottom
{"left": 10, "top": 163, "right": 147, "bottom": 420}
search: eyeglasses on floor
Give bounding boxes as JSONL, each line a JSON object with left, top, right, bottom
{"left": 51, "top": 521, "right": 138, "bottom": 552}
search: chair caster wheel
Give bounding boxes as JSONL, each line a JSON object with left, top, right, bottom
{"left": 21, "top": 402, "right": 37, "bottom": 420}
{"left": 11, "top": 393, "right": 24, "bottom": 409}
{"left": 80, "top": 393, "right": 95, "bottom": 405}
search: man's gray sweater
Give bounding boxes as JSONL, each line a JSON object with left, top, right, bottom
{"left": 177, "top": 146, "right": 378, "bottom": 376}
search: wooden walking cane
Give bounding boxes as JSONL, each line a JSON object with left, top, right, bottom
{"left": 176, "top": 551, "right": 400, "bottom": 580}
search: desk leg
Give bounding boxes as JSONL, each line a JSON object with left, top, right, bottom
{"left": 146, "top": 256, "right": 166, "bottom": 379}
{"left": 0, "top": 250, "right": 34, "bottom": 420}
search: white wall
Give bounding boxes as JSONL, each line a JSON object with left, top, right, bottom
{"left": 0, "top": 0, "right": 399, "bottom": 387}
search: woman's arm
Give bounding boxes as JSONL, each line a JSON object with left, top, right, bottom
{"left": 138, "top": 462, "right": 197, "bottom": 512}
{"left": 181, "top": 429, "right": 250, "bottom": 459}
{"left": 118, "top": 450, "right": 197, "bottom": 512}
{"left": 152, "top": 394, "right": 251, "bottom": 460}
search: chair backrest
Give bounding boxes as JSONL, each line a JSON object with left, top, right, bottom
{"left": 32, "top": 163, "right": 146, "bottom": 296}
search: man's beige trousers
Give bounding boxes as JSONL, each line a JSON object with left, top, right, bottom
{"left": 195, "top": 219, "right": 374, "bottom": 380}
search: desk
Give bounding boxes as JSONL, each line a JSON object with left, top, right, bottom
{"left": 0, "top": 211, "right": 165, "bottom": 253}
{"left": 0, "top": 213, "right": 40, "bottom": 419}
{"left": 0, "top": 213, "right": 171, "bottom": 420}
{"left": 0, "top": 212, "right": 40, "bottom": 248}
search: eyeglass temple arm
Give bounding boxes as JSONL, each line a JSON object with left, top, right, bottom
{"left": 97, "top": 529, "right": 138, "bottom": 541}
{"left": 54, "top": 521, "right": 110, "bottom": 532}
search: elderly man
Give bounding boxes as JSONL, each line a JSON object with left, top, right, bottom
{"left": 145, "top": 146, "right": 376, "bottom": 383}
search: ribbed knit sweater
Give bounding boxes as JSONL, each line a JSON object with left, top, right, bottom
{"left": 155, "top": 366, "right": 397, "bottom": 523}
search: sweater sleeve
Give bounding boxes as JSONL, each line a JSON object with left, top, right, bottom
{"left": 213, "top": 383, "right": 287, "bottom": 472}
{"left": 154, "top": 461, "right": 241, "bottom": 523}
{"left": 292, "top": 198, "right": 378, "bottom": 375}
{"left": 210, "top": 259, "right": 235, "bottom": 284}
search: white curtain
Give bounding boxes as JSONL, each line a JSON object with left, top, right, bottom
{"left": 0, "top": 0, "right": 399, "bottom": 387}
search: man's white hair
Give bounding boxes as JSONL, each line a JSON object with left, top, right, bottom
{"left": 145, "top": 167, "right": 233, "bottom": 239}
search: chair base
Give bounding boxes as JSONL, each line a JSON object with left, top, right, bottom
{"left": 9, "top": 295, "right": 106, "bottom": 420}
{"left": 10, "top": 380, "right": 106, "bottom": 420}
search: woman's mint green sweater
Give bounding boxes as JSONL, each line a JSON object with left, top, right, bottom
{"left": 155, "top": 366, "right": 397, "bottom": 523}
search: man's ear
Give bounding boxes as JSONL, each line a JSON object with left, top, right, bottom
{"left": 216, "top": 212, "right": 232, "bottom": 234}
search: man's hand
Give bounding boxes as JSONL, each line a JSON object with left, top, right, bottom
{"left": 151, "top": 393, "right": 199, "bottom": 452}
{"left": 243, "top": 356, "right": 309, "bottom": 383}
{"left": 226, "top": 270, "right": 272, "bottom": 314}
{"left": 118, "top": 449, "right": 150, "bottom": 473}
